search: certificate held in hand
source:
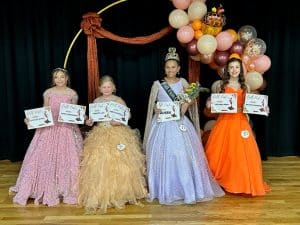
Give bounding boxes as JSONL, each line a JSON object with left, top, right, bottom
{"left": 211, "top": 93, "right": 237, "bottom": 113}
{"left": 156, "top": 101, "right": 180, "bottom": 122}
{"left": 243, "top": 93, "right": 269, "bottom": 116}
{"left": 24, "top": 106, "right": 54, "bottom": 130}
{"left": 58, "top": 103, "right": 86, "bottom": 124}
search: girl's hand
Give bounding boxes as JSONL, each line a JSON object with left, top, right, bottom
{"left": 181, "top": 102, "right": 189, "bottom": 115}
{"left": 154, "top": 106, "right": 161, "bottom": 115}
{"left": 265, "top": 106, "right": 270, "bottom": 116}
{"left": 110, "top": 120, "right": 122, "bottom": 126}
{"left": 206, "top": 97, "right": 211, "bottom": 109}
{"left": 85, "top": 119, "right": 94, "bottom": 126}
{"left": 24, "top": 118, "right": 29, "bottom": 125}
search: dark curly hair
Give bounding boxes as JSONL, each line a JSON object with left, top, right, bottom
{"left": 220, "top": 58, "right": 247, "bottom": 93}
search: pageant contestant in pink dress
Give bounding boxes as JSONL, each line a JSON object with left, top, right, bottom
{"left": 9, "top": 68, "right": 83, "bottom": 206}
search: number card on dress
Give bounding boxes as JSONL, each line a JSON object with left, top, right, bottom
{"left": 243, "top": 93, "right": 269, "bottom": 116}
{"left": 156, "top": 101, "right": 180, "bottom": 122}
{"left": 58, "top": 103, "right": 86, "bottom": 124}
{"left": 108, "top": 101, "right": 130, "bottom": 125}
{"left": 211, "top": 93, "right": 237, "bottom": 113}
{"left": 24, "top": 106, "right": 54, "bottom": 130}
{"left": 89, "top": 102, "right": 111, "bottom": 122}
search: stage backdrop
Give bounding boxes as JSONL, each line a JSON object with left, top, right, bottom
{"left": 0, "top": 0, "right": 299, "bottom": 161}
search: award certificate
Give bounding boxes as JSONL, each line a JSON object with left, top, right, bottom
{"left": 243, "top": 93, "right": 269, "bottom": 116}
{"left": 24, "top": 106, "right": 54, "bottom": 130}
{"left": 108, "top": 101, "right": 130, "bottom": 125}
{"left": 156, "top": 101, "right": 180, "bottom": 122}
{"left": 211, "top": 93, "right": 237, "bottom": 113}
{"left": 58, "top": 103, "right": 86, "bottom": 124}
{"left": 89, "top": 102, "right": 111, "bottom": 122}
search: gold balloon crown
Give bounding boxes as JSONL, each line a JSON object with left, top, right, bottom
{"left": 202, "top": 5, "right": 226, "bottom": 27}
{"left": 165, "top": 47, "right": 180, "bottom": 62}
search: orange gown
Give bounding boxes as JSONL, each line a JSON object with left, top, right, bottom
{"left": 205, "top": 86, "right": 270, "bottom": 196}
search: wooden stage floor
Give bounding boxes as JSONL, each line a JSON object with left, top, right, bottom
{"left": 0, "top": 156, "right": 299, "bottom": 225}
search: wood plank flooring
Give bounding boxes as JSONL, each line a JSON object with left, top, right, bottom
{"left": 1, "top": 156, "right": 300, "bottom": 225}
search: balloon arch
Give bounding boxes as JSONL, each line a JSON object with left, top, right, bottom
{"left": 64, "top": 0, "right": 271, "bottom": 103}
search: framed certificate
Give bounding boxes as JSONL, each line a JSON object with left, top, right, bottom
{"left": 156, "top": 101, "right": 180, "bottom": 122}
{"left": 243, "top": 93, "right": 269, "bottom": 116}
{"left": 89, "top": 102, "right": 111, "bottom": 122}
{"left": 58, "top": 103, "right": 86, "bottom": 124}
{"left": 108, "top": 101, "right": 130, "bottom": 125}
{"left": 24, "top": 106, "right": 54, "bottom": 130}
{"left": 211, "top": 93, "right": 237, "bottom": 113}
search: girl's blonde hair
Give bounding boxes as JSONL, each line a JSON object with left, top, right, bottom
{"left": 99, "top": 75, "right": 116, "bottom": 94}
{"left": 51, "top": 67, "right": 70, "bottom": 87}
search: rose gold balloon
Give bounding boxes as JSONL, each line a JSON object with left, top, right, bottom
{"left": 186, "top": 39, "right": 199, "bottom": 56}
{"left": 199, "top": 53, "right": 214, "bottom": 64}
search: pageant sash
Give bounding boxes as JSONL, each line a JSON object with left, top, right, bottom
{"left": 160, "top": 80, "right": 177, "bottom": 101}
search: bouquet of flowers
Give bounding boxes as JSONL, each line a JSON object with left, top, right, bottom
{"left": 176, "top": 82, "right": 210, "bottom": 104}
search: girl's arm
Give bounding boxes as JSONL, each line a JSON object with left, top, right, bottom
{"left": 43, "top": 89, "right": 50, "bottom": 107}
{"left": 71, "top": 89, "right": 79, "bottom": 104}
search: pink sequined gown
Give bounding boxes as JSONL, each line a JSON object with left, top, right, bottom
{"left": 9, "top": 90, "right": 83, "bottom": 206}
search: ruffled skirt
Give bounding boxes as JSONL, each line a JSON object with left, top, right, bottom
{"left": 78, "top": 123, "right": 148, "bottom": 213}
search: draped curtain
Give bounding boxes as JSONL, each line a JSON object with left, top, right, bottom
{"left": 0, "top": 0, "right": 299, "bottom": 161}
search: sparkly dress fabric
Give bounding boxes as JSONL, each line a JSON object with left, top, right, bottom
{"left": 9, "top": 89, "right": 83, "bottom": 206}
{"left": 78, "top": 98, "right": 148, "bottom": 214}
{"left": 205, "top": 86, "right": 270, "bottom": 196}
{"left": 145, "top": 79, "right": 224, "bottom": 205}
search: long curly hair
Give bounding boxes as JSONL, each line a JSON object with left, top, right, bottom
{"left": 220, "top": 58, "right": 247, "bottom": 93}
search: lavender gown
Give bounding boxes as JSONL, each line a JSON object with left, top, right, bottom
{"left": 9, "top": 89, "right": 83, "bottom": 206}
{"left": 145, "top": 80, "right": 224, "bottom": 204}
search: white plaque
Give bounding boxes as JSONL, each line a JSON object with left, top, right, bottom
{"left": 89, "top": 102, "right": 111, "bottom": 122}
{"left": 243, "top": 93, "right": 269, "bottom": 116}
{"left": 58, "top": 103, "right": 86, "bottom": 124}
{"left": 211, "top": 93, "right": 237, "bottom": 113}
{"left": 156, "top": 101, "right": 180, "bottom": 122}
{"left": 108, "top": 101, "right": 130, "bottom": 125}
{"left": 24, "top": 106, "right": 54, "bottom": 130}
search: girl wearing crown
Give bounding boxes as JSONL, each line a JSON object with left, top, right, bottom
{"left": 143, "top": 47, "right": 224, "bottom": 205}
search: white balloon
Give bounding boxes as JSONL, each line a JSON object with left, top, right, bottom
{"left": 197, "top": 34, "right": 217, "bottom": 55}
{"left": 168, "top": 9, "right": 189, "bottom": 29}
{"left": 245, "top": 71, "right": 263, "bottom": 91}
{"left": 188, "top": 1, "right": 207, "bottom": 21}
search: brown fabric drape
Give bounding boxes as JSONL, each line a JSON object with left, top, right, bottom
{"left": 80, "top": 12, "right": 173, "bottom": 102}
{"left": 188, "top": 57, "right": 200, "bottom": 83}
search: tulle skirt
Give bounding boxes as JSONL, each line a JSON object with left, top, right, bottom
{"left": 78, "top": 123, "right": 148, "bottom": 213}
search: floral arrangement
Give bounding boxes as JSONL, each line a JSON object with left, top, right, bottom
{"left": 176, "top": 82, "right": 209, "bottom": 104}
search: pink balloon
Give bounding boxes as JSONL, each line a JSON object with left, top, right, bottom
{"left": 241, "top": 54, "right": 250, "bottom": 65}
{"left": 252, "top": 55, "right": 271, "bottom": 73}
{"left": 172, "top": 0, "right": 191, "bottom": 10}
{"left": 216, "top": 31, "right": 234, "bottom": 51}
{"left": 242, "top": 62, "right": 247, "bottom": 74}
{"left": 230, "top": 41, "right": 244, "bottom": 55}
{"left": 246, "top": 62, "right": 256, "bottom": 71}
{"left": 186, "top": 39, "right": 199, "bottom": 56}
{"left": 177, "top": 25, "right": 195, "bottom": 43}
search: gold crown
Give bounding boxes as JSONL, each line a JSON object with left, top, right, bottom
{"left": 165, "top": 47, "right": 180, "bottom": 62}
{"left": 202, "top": 5, "right": 226, "bottom": 27}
